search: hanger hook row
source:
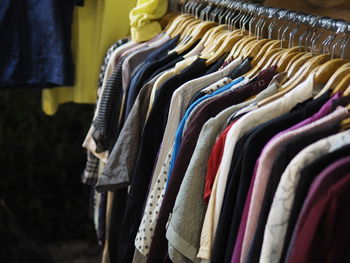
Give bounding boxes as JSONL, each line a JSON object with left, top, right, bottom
{"left": 184, "top": 0, "right": 350, "bottom": 34}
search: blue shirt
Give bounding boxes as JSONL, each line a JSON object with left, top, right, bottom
{"left": 166, "top": 76, "right": 244, "bottom": 185}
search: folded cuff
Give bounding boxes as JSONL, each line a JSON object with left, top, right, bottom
{"left": 131, "top": 22, "right": 162, "bottom": 42}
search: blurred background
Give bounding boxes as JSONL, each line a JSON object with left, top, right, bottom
{"left": 0, "top": 89, "right": 99, "bottom": 263}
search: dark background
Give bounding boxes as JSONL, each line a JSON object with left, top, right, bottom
{"left": 0, "top": 89, "right": 99, "bottom": 262}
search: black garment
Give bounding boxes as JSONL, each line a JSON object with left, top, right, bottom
{"left": 245, "top": 91, "right": 333, "bottom": 263}
{"left": 109, "top": 188, "right": 128, "bottom": 263}
{"left": 204, "top": 53, "right": 228, "bottom": 75}
{"left": 124, "top": 36, "right": 180, "bottom": 119}
{"left": 279, "top": 143, "right": 350, "bottom": 263}
{"left": 92, "top": 58, "right": 125, "bottom": 153}
{"left": 0, "top": 0, "right": 78, "bottom": 88}
{"left": 212, "top": 90, "right": 331, "bottom": 263}
{"left": 146, "top": 54, "right": 184, "bottom": 84}
{"left": 116, "top": 59, "right": 207, "bottom": 263}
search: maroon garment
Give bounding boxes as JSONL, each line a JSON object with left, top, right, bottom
{"left": 146, "top": 66, "right": 278, "bottom": 263}
{"left": 287, "top": 156, "right": 350, "bottom": 263}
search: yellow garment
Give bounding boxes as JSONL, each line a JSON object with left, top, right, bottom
{"left": 130, "top": 0, "right": 168, "bottom": 42}
{"left": 42, "top": 0, "right": 136, "bottom": 115}
{"left": 147, "top": 56, "right": 198, "bottom": 116}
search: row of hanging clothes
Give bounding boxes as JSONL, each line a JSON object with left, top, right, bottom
{"left": 82, "top": 0, "right": 350, "bottom": 262}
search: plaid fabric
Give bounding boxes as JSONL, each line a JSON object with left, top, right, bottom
{"left": 92, "top": 58, "right": 125, "bottom": 153}
{"left": 82, "top": 38, "right": 129, "bottom": 185}
{"left": 98, "top": 38, "right": 129, "bottom": 93}
{"left": 82, "top": 151, "right": 100, "bottom": 185}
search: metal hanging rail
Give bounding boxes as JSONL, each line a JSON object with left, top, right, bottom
{"left": 175, "top": 0, "right": 350, "bottom": 33}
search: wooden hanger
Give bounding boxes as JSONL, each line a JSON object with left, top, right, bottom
{"left": 277, "top": 51, "right": 302, "bottom": 72}
{"left": 271, "top": 47, "right": 300, "bottom": 68}
{"left": 201, "top": 31, "right": 231, "bottom": 55}
{"left": 314, "top": 59, "right": 348, "bottom": 85}
{"left": 340, "top": 117, "right": 350, "bottom": 131}
{"left": 179, "top": 19, "right": 201, "bottom": 41}
{"left": 285, "top": 53, "right": 313, "bottom": 78}
{"left": 340, "top": 100, "right": 350, "bottom": 131}
{"left": 343, "top": 83, "right": 350, "bottom": 96}
{"left": 284, "top": 54, "right": 330, "bottom": 89}
{"left": 162, "top": 13, "right": 178, "bottom": 31}
{"left": 315, "top": 63, "right": 350, "bottom": 97}
{"left": 331, "top": 73, "right": 350, "bottom": 95}
{"left": 182, "top": 26, "right": 221, "bottom": 58}
{"left": 250, "top": 40, "right": 281, "bottom": 66}
{"left": 203, "top": 25, "right": 227, "bottom": 47}
{"left": 232, "top": 36, "right": 257, "bottom": 58}
{"left": 284, "top": 52, "right": 305, "bottom": 72}
{"left": 176, "top": 21, "right": 217, "bottom": 54}
{"left": 166, "top": 14, "right": 192, "bottom": 37}
{"left": 244, "top": 47, "right": 283, "bottom": 79}
{"left": 243, "top": 39, "right": 271, "bottom": 58}
{"left": 204, "top": 34, "right": 244, "bottom": 65}
{"left": 172, "top": 17, "right": 197, "bottom": 39}
{"left": 223, "top": 37, "right": 253, "bottom": 61}
{"left": 258, "top": 54, "right": 330, "bottom": 106}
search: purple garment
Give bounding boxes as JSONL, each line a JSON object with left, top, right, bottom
{"left": 230, "top": 164, "right": 258, "bottom": 263}
{"left": 286, "top": 156, "right": 350, "bottom": 263}
{"left": 232, "top": 93, "right": 340, "bottom": 263}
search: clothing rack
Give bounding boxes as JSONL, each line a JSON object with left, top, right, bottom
{"left": 173, "top": 0, "right": 350, "bottom": 33}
